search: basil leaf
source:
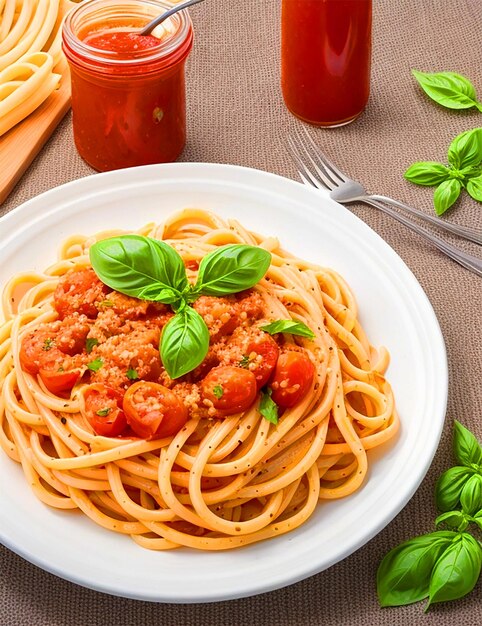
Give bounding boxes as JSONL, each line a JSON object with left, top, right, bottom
{"left": 467, "top": 175, "right": 482, "bottom": 202}
{"left": 433, "top": 179, "right": 461, "bottom": 215}
{"left": 473, "top": 510, "right": 482, "bottom": 531}
{"left": 404, "top": 162, "right": 450, "bottom": 186}
{"left": 160, "top": 307, "right": 209, "bottom": 379}
{"left": 447, "top": 128, "right": 482, "bottom": 169}
{"left": 435, "top": 511, "right": 469, "bottom": 532}
{"left": 259, "top": 387, "right": 279, "bottom": 425}
{"left": 377, "top": 531, "right": 456, "bottom": 607}
{"left": 435, "top": 466, "right": 475, "bottom": 511}
{"left": 89, "top": 235, "right": 188, "bottom": 300}
{"left": 460, "top": 475, "right": 482, "bottom": 516}
{"left": 261, "top": 320, "right": 315, "bottom": 339}
{"left": 427, "top": 533, "right": 482, "bottom": 609}
{"left": 412, "top": 70, "right": 481, "bottom": 110}
{"left": 453, "top": 420, "right": 482, "bottom": 467}
{"left": 194, "top": 245, "right": 271, "bottom": 296}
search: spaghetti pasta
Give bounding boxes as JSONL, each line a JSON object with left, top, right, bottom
{"left": 0, "top": 209, "right": 399, "bottom": 550}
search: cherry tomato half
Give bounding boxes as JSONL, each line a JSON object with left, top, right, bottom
{"left": 123, "top": 381, "right": 188, "bottom": 439}
{"left": 37, "top": 348, "right": 81, "bottom": 395}
{"left": 39, "top": 366, "right": 81, "bottom": 395}
{"left": 82, "top": 383, "right": 127, "bottom": 437}
{"left": 270, "top": 350, "right": 315, "bottom": 409}
{"left": 245, "top": 335, "right": 279, "bottom": 389}
{"left": 201, "top": 366, "right": 257, "bottom": 416}
{"left": 20, "top": 328, "right": 56, "bottom": 374}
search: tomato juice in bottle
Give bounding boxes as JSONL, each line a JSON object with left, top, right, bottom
{"left": 281, "top": 0, "right": 372, "bottom": 127}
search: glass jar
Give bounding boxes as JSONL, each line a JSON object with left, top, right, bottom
{"left": 281, "top": 0, "right": 372, "bottom": 127}
{"left": 62, "top": 0, "right": 193, "bottom": 171}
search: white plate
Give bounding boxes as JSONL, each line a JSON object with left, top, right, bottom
{"left": 0, "top": 163, "right": 447, "bottom": 603}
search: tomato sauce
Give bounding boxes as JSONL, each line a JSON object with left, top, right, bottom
{"left": 84, "top": 31, "right": 162, "bottom": 54}
{"left": 62, "top": 1, "right": 193, "bottom": 171}
{"left": 281, "top": 0, "right": 372, "bottom": 126}
{"left": 20, "top": 267, "right": 315, "bottom": 438}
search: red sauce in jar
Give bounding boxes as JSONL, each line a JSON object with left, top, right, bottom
{"left": 85, "top": 31, "right": 162, "bottom": 54}
{"left": 62, "top": 2, "right": 193, "bottom": 172}
{"left": 281, "top": 0, "right": 372, "bottom": 127}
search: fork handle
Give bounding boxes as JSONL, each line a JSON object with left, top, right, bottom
{"left": 370, "top": 194, "right": 482, "bottom": 246}
{"left": 364, "top": 198, "right": 482, "bottom": 278}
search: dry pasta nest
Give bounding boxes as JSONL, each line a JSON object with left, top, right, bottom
{"left": 0, "top": 0, "right": 72, "bottom": 136}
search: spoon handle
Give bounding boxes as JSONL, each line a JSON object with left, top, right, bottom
{"left": 140, "top": 0, "right": 205, "bottom": 36}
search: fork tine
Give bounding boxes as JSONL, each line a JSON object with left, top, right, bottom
{"left": 298, "top": 127, "right": 348, "bottom": 184}
{"left": 286, "top": 135, "right": 328, "bottom": 190}
{"left": 288, "top": 130, "right": 337, "bottom": 190}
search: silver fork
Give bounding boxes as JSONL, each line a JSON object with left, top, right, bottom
{"left": 287, "top": 128, "right": 482, "bottom": 278}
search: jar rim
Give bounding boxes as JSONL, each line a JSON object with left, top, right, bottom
{"left": 62, "top": 0, "right": 192, "bottom": 68}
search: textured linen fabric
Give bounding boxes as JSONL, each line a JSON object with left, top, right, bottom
{"left": 1, "top": 0, "right": 482, "bottom": 623}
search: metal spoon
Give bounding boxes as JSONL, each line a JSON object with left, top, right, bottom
{"left": 139, "top": 0, "right": 206, "bottom": 36}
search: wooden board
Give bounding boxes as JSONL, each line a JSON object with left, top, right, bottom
{"left": 0, "top": 58, "right": 71, "bottom": 205}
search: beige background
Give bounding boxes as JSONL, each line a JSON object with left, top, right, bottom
{"left": 1, "top": 0, "right": 482, "bottom": 624}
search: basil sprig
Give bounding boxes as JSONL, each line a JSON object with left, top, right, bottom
{"left": 412, "top": 70, "right": 482, "bottom": 112}
{"left": 436, "top": 421, "right": 482, "bottom": 511}
{"left": 261, "top": 319, "right": 315, "bottom": 339}
{"left": 404, "top": 128, "right": 482, "bottom": 214}
{"left": 377, "top": 421, "right": 482, "bottom": 610}
{"left": 90, "top": 236, "right": 271, "bottom": 379}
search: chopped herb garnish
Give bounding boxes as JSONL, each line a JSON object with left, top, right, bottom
{"left": 259, "top": 387, "right": 279, "bottom": 424}
{"left": 85, "top": 338, "right": 99, "bottom": 354}
{"left": 126, "top": 368, "right": 139, "bottom": 380}
{"left": 99, "top": 300, "right": 114, "bottom": 308}
{"left": 238, "top": 355, "right": 250, "bottom": 369}
{"left": 96, "top": 408, "right": 111, "bottom": 417}
{"left": 87, "top": 357, "right": 103, "bottom": 372}
{"left": 213, "top": 385, "right": 224, "bottom": 399}
{"left": 57, "top": 366, "right": 64, "bottom": 372}
{"left": 42, "top": 338, "right": 54, "bottom": 351}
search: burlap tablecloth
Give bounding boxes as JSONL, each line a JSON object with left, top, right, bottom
{"left": 1, "top": 0, "right": 481, "bottom": 623}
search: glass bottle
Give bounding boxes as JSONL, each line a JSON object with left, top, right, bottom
{"left": 281, "top": 0, "right": 372, "bottom": 127}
